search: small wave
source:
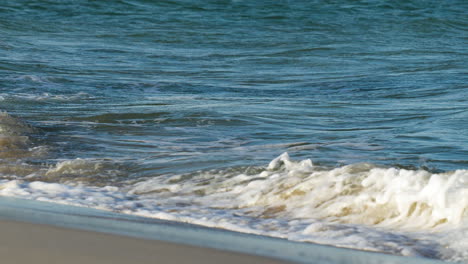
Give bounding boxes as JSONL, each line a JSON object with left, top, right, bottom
{"left": 0, "top": 112, "right": 46, "bottom": 160}
{"left": 0, "top": 112, "right": 48, "bottom": 181}
{"left": 44, "top": 158, "right": 127, "bottom": 185}
{"left": 0, "top": 112, "right": 36, "bottom": 136}
{"left": 0, "top": 112, "right": 124, "bottom": 184}
{"left": 70, "top": 112, "right": 170, "bottom": 124}
{"left": 0, "top": 92, "right": 94, "bottom": 102}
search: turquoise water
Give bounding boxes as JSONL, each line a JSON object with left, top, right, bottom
{"left": 1, "top": 0, "right": 467, "bottom": 261}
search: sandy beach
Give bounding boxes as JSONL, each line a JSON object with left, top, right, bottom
{"left": 0, "top": 219, "right": 289, "bottom": 264}
{"left": 0, "top": 198, "right": 450, "bottom": 264}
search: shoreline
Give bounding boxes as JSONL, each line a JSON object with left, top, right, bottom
{"left": 0, "top": 219, "right": 287, "bottom": 264}
{"left": 0, "top": 197, "right": 448, "bottom": 264}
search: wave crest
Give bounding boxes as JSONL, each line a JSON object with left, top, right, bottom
{"left": 131, "top": 152, "right": 468, "bottom": 230}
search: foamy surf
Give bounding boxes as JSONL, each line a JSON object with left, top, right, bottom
{"left": 0, "top": 149, "right": 467, "bottom": 261}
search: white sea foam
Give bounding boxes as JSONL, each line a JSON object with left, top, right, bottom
{"left": 0, "top": 92, "right": 93, "bottom": 102}
{"left": 0, "top": 153, "right": 467, "bottom": 261}
{"left": 131, "top": 152, "right": 468, "bottom": 231}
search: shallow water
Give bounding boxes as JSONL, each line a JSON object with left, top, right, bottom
{"left": 1, "top": 0, "right": 467, "bottom": 262}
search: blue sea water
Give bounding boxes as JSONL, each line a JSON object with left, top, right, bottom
{"left": 0, "top": 0, "right": 467, "bottom": 261}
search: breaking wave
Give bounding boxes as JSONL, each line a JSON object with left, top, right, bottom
{"left": 0, "top": 148, "right": 467, "bottom": 261}
{"left": 131, "top": 152, "right": 468, "bottom": 231}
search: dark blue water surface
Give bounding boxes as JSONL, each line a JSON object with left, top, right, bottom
{"left": 1, "top": 0, "right": 467, "bottom": 181}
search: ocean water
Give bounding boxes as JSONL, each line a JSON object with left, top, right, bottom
{"left": 1, "top": 0, "right": 467, "bottom": 262}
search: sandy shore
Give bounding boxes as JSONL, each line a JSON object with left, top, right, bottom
{"left": 0, "top": 197, "right": 448, "bottom": 264}
{"left": 0, "top": 219, "right": 289, "bottom": 264}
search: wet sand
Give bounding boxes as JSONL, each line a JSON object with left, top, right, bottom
{"left": 0, "top": 219, "right": 290, "bottom": 264}
{"left": 0, "top": 197, "right": 448, "bottom": 264}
